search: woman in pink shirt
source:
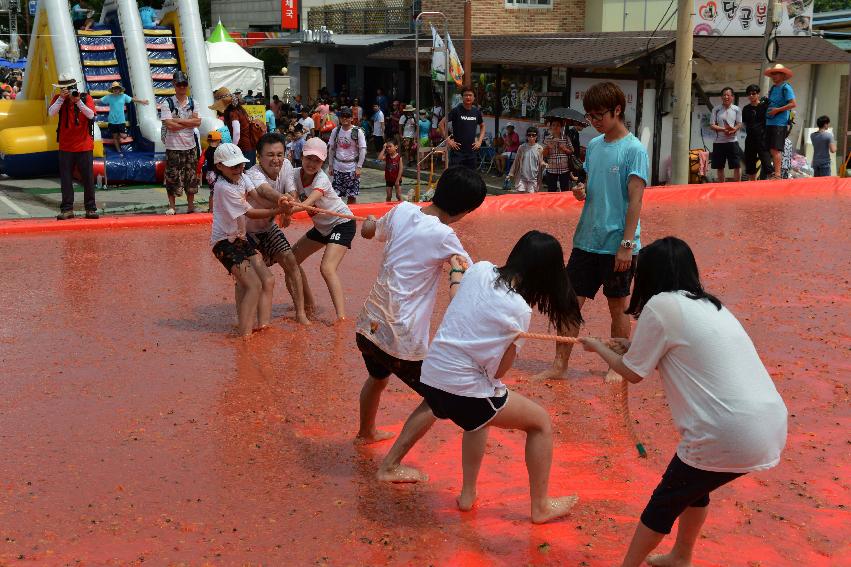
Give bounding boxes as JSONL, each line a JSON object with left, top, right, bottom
{"left": 495, "top": 123, "right": 521, "bottom": 175}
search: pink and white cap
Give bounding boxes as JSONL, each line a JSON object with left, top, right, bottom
{"left": 302, "top": 137, "right": 328, "bottom": 161}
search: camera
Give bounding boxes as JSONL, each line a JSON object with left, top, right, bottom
{"left": 71, "top": 90, "right": 80, "bottom": 98}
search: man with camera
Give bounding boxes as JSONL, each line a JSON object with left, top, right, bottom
{"left": 48, "top": 72, "right": 98, "bottom": 220}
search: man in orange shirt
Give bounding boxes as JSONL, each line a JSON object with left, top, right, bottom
{"left": 48, "top": 73, "right": 98, "bottom": 220}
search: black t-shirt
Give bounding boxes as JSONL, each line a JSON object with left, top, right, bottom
{"left": 742, "top": 100, "right": 767, "bottom": 138}
{"left": 447, "top": 104, "right": 483, "bottom": 154}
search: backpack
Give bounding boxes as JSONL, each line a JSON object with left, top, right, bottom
{"left": 229, "top": 106, "right": 266, "bottom": 148}
{"left": 329, "top": 124, "right": 361, "bottom": 164}
{"left": 56, "top": 93, "right": 94, "bottom": 142}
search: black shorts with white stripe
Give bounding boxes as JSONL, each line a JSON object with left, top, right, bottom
{"left": 247, "top": 223, "right": 292, "bottom": 266}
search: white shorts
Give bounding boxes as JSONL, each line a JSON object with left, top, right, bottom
{"left": 515, "top": 178, "right": 538, "bottom": 193}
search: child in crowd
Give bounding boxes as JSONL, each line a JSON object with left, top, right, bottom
{"left": 579, "top": 237, "right": 787, "bottom": 566}
{"left": 507, "top": 126, "right": 544, "bottom": 193}
{"left": 99, "top": 81, "right": 148, "bottom": 155}
{"left": 291, "top": 125, "right": 305, "bottom": 167}
{"left": 419, "top": 230, "right": 583, "bottom": 523}
{"left": 378, "top": 140, "right": 403, "bottom": 202}
{"left": 810, "top": 115, "right": 836, "bottom": 177}
{"left": 287, "top": 138, "right": 355, "bottom": 322}
{"left": 536, "top": 81, "right": 649, "bottom": 381}
{"left": 209, "top": 143, "right": 287, "bottom": 338}
{"left": 355, "top": 166, "right": 487, "bottom": 485}
{"left": 200, "top": 130, "right": 222, "bottom": 213}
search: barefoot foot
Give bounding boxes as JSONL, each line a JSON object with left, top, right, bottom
{"left": 531, "top": 495, "right": 579, "bottom": 524}
{"left": 354, "top": 430, "right": 396, "bottom": 445}
{"left": 295, "top": 313, "right": 312, "bottom": 325}
{"left": 456, "top": 490, "right": 477, "bottom": 512}
{"left": 376, "top": 464, "right": 429, "bottom": 483}
{"left": 530, "top": 366, "right": 568, "bottom": 382}
{"left": 645, "top": 552, "right": 693, "bottom": 567}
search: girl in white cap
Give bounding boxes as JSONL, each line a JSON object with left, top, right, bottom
{"left": 288, "top": 137, "right": 356, "bottom": 322}
{"left": 210, "top": 143, "right": 290, "bottom": 338}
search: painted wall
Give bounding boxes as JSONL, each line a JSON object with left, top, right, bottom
{"left": 585, "top": 0, "right": 679, "bottom": 32}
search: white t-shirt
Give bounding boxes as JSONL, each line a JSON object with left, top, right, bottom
{"left": 431, "top": 105, "right": 443, "bottom": 129}
{"left": 420, "top": 261, "right": 532, "bottom": 398}
{"left": 293, "top": 168, "right": 352, "bottom": 236}
{"left": 712, "top": 104, "right": 742, "bottom": 144}
{"left": 328, "top": 126, "right": 366, "bottom": 173}
{"left": 355, "top": 202, "right": 471, "bottom": 361}
{"left": 210, "top": 173, "right": 254, "bottom": 246}
{"left": 372, "top": 110, "right": 385, "bottom": 137}
{"left": 298, "top": 116, "right": 315, "bottom": 132}
{"left": 400, "top": 115, "right": 417, "bottom": 138}
{"left": 160, "top": 96, "right": 197, "bottom": 151}
{"left": 244, "top": 161, "right": 294, "bottom": 234}
{"left": 623, "top": 292, "right": 787, "bottom": 473}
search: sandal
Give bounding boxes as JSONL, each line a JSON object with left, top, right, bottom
{"left": 165, "top": 208, "right": 176, "bottom": 215}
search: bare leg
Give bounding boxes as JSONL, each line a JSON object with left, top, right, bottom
{"left": 377, "top": 400, "right": 435, "bottom": 483}
{"left": 715, "top": 168, "right": 725, "bottom": 183}
{"left": 644, "top": 506, "right": 708, "bottom": 567}
{"left": 731, "top": 167, "right": 741, "bottom": 182}
{"left": 395, "top": 184, "right": 402, "bottom": 201}
{"left": 319, "top": 242, "right": 349, "bottom": 321}
{"left": 277, "top": 250, "right": 310, "bottom": 325}
{"left": 385, "top": 186, "right": 392, "bottom": 202}
{"left": 347, "top": 196, "right": 357, "bottom": 205}
{"left": 291, "top": 235, "right": 324, "bottom": 318}
{"left": 186, "top": 192, "right": 195, "bottom": 213}
{"left": 112, "top": 133, "right": 122, "bottom": 153}
{"left": 167, "top": 193, "right": 176, "bottom": 211}
{"left": 487, "top": 391, "right": 578, "bottom": 523}
{"left": 621, "top": 521, "right": 667, "bottom": 567}
{"left": 458, "top": 428, "right": 489, "bottom": 511}
{"left": 770, "top": 148, "right": 782, "bottom": 177}
{"left": 230, "top": 260, "right": 262, "bottom": 337}
{"left": 356, "top": 376, "right": 395, "bottom": 443}
{"left": 250, "top": 255, "right": 275, "bottom": 329}
{"left": 608, "top": 296, "right": 630, "bottom": 339}
{"left": 532, "top": 296, "right": 587, "bottom": 380}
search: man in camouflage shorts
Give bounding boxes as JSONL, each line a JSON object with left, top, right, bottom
{"left": 160, "top": 71, "right": 201, "bottom": 214}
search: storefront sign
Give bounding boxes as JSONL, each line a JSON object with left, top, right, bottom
{"left": 281, "top": 0, "right": 298, "bottom": 30}
{"left": 693, "top": 0, "right": 813, "bottom": 37}
{"left": 569, "top": 77, "right": 638, "bottom": 147}
{"left": 243, "top": 104, "right": 266, "bottom": 123}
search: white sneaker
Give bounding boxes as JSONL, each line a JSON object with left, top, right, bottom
{"left": 165, "top": 208, "right": 176, "bottom": 215}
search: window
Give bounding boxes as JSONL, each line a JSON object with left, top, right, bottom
{"left": 505, "top": 0, "right": 553, "bottom": 8}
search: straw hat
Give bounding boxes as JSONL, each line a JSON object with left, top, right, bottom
{"left": 764, "top": 63, "right": 793, "bottom": 79}
{"left": 53, "top": 72, "right": 78, "bottom": 89}
{"left": 403, "top": 104, "right": 415, "bottom": 112}
{"left": 209, "top": 87, "right": 234, "bottom": 113}
{"left": 109, "top": 81, "right": 124, "bottom": 92}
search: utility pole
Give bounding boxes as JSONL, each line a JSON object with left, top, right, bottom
{"left": 463, "top": 0, "right": 471, "bottom": 88}
{"left": 759, "top": 0, "right": 777, "bottom": 93}
{"left": 670, "top": 0, "right": 694, "bottom": 185}
{"left": 8, "top": 0, "right": 20, "bottom": 61}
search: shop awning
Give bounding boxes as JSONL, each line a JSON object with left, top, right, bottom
{"left": 692, "top": 36, "right": 851, "bottom": 64}
{"left": 251, "top": 33, "right": 410, "bottom": 50}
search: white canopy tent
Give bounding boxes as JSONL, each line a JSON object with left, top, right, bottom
{"left": 205, "top": 40, "right": 265, "bottom": 94}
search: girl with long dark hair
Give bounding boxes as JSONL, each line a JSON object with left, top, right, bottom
{"left": 580, "top": 237, "right": 787, "bottom": 567}
{"left": 419, "top": 230, "right": 583, "bottom": 524}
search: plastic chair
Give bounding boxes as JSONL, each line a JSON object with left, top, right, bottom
{"left": 478, "top": 146, "right": 496, "bottom": 174}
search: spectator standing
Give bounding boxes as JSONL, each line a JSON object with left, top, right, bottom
{"left": 372, "top": 103, "right": 386, "bottom": 152}
{"left": 495, "top": 123, "right": 520, "bottom": 175}
{"left": 764, "top": 64, "right": 797, "bottom": 180}
{"left": 162, "top": 71, "right": 201, "bottom": 214}
{"left": 810, "top": 115, "right": 836, "bottom": 177}
{"left": 211, "top": 86, "right": 256, "bottom": 166}
{"left": 376, "top": 88, "right": 389, "bottom": 115}
{"left": 200, "top": 130, "right": 222, "bottom": 213}
{"left": 270, "top": 95, "right": 283, "bottom": 120}
{"left": 440, "top": 87, "right": 485, "bottom": 170}
{"left": 298, "top": 107, "right": 315, "bottom": 138}
{"left": 49, "top": 72, "right": 98, "bottom": 220}
{"left": 542, "top": 118, "right": 573, "bottom": 191}
{"left": 98, "top": 81, "right": 148, "bottom": 155}
{"left": 293, "top": 94, "right": 303, "bottom": 115}
{"left": 399, "top": 105, "right": 418, "bottom": 166}
{"left": 317, "top": 99, "right": 330, "bottom": 120}
{"left": 265, "top": 104, "right": 277, "bottom": 132}
{"left": 351, "top": 98, "right": 362, "bottom": 126}
{"left": 387, "top": 100, "right": 402, "bottom": 143}
{"left": 709, "top": 87, "right": 742, "bottom": 183}
{"left": 418, "top": 109, "right": 431, "bottom": 149}
{"left": 291, "top": 125, "right": 305, "bottom": 167}
{"left": 507, "top": 126, "right": 544, "bottom": 193}
{"left": 742, "top": 84, "right": 771, "bottom": 181}
{"left": 243, "top": 90, "right": 256, "bottom": 105}
{"left": 328, "top": 107, "right": 367, "bottom": 204}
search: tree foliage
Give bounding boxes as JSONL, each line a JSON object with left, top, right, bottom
{"left": 815, "top": 0, "right": 850, "bottom": 13}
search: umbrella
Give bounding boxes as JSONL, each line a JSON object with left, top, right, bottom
{"left": 544, "top": 107, "right": 588, "bottom": 126}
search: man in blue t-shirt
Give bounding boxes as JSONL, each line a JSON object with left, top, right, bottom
{"left": 763, "top": 64, "right": 797, "bottom": 180}
{"left": 98, "top": 81, "right": 148, "bottom": 155}
{"left": 535, "top": 81, "right": 648, "bottom": 381}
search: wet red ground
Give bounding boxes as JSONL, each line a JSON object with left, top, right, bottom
{"left": 1, "top": 181, "right": 849, "bottom": 565}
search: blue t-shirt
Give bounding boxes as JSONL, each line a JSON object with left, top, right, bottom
{"left": 292, "top": 137, "right": 305, "bottom": 159}
{"left": 139, "top": 6, "right": 157, "bottom": 27}
{"left": 265, "top": 109, "right": 276, "bottom": 130}
{"left": 766, "top": 82, "right": 795, "bottom": 127}
{"left": 574, "top": 133, "right": 649, "bottom": 255}
{"left": 419, "top": 118, "right": 431, "bottom": 139}
{"left": 101, "top": 93, "right": 133, "bottom": 125}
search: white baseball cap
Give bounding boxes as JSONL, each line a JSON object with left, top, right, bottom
{"left": 213, "top": 143, "right": 250, "bottom": 167}
{"left": 302, "top": 137, "right": 327, "bottom": 161}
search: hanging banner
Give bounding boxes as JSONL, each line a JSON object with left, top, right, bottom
{"left": 693, "top": 0, "right": 814, "bottom": 37}
{"left": 444, "top": 33, "right": 464, "bottom": 88}
{"left": 430, "top": 25, "right": 447, "bottom": 83}
{"left": 281, "top": 0, "right": 299, "bottom": 30}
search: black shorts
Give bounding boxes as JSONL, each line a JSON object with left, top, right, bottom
{"left": 212, "top": 238, "right": 257, "bottom": 274}
{"left": 640, "top": 454, "right": 745, "bottom": 535}
{"left": 544, "top": 171, "right": 572, "bottom": 192}
{"left": 566, "top": 247, "right": 636, "bottom": 300}
{"left": 355, "top": 333, "right": 423, "bottom": 394}
{"left": 765, "top": 125, "right": 788, "bottom": 151}
{"left": 108, "top": 123, "right": 126, "bottom": 136}
{"left": 449, "top": 151, "right": 478, "bottom": 170}
{"left": 420, "top": 382, "right": 509, "bottom": 432}
{"left": 305, "top": 219, "right": 356, "bottom": 249}
{"left": 710, "top": 142, "right": 740, "bottom": 170}
{"left": 743, "top": 136, "right": 771, "bottom": 177}
{"left": 247, "top": 223, "right": 292, "bottom": 266}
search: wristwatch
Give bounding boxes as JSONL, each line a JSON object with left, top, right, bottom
{"left": 620, "top": 239, "right": 634, "bottom": 250}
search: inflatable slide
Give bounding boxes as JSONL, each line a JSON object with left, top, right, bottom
{"left": 0, "top": 0, "right": 215, "bottom": 182}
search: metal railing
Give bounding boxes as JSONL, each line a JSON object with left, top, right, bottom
{"left": 307, "top": 0, "right": 419, "bottom": 35}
